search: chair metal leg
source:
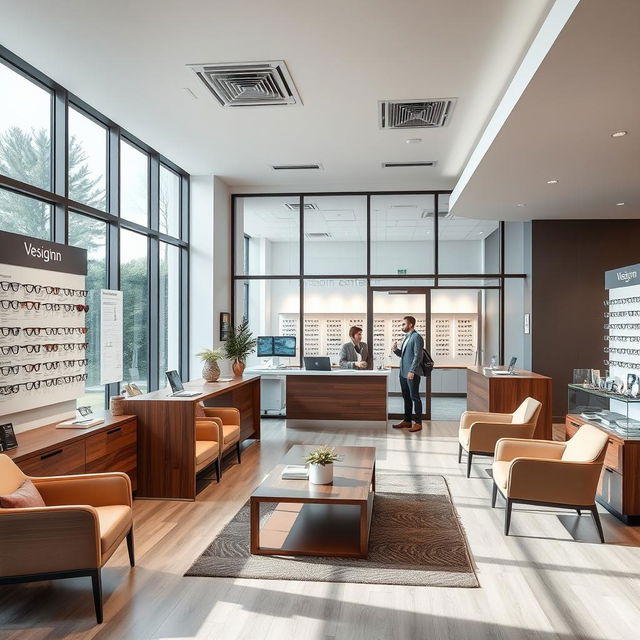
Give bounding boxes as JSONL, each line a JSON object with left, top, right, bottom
{"left": 126, "top": 528, "right": 135, "bottom": 567}
{"left": 504, "top": 499, "right": 513, "bottom": 536}
{"left": 491, "top": 481, "right": 498, "bottom": 508}
{"left": 590, "top": 505, "right": 605, "bottom": 543}
{"left": 216, "top": 458, "right": 221, "bottom": 482}
{"left": 466, "top": 452, "right": 473, "bottom": 478}
{"left": 91, "top": 569, "right": 103, "bottom": 624}
{"left": 458, "top": 443, "right": 462, "bottom": 464}
{"left": 576, "top": 509, "right": 582, "bottom": 516}
{"left": 236, "top": 441, "right": 242, "bottom": 464}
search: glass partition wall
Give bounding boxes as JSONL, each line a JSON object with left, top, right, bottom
{"left": 0, "top": 47, "right": 190, "bottom": 409}
{"left": 233, "top": 193, "right": 528, "bottom": 419}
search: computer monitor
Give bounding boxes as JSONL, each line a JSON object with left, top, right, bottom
{"left": 274, "top": 336, "right": 296, "bottom": 357}
{"left": 257, "top": 336, "right": 274, "bottom": 357}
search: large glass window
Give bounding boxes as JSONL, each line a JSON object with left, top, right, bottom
{"left": 68, "top": 212, "right": 107, "bottom": 410}
{"left": 235, "top": 196, "right": 300, "bottom": 275}
{"left": 159, "top": 242, "right": 181, "bottom": 380}
{"left": 303, "top": 196, "right": 367, "bottom": 275}
{"left": 68, "top": 106, "right": 107, "bottom": 211}
{"left": 120, "top": 139, "right": 149, "bottom": 226}
{"left": 0, "top": 189, "right": 51, "bottom": 239}
{"left": 0, "top": 61, "right": 52, "bottom": 191}
{"left": 371, "top": 194, "right": 435, "bottom": 274}
{"left": 160, "top": 165, "right": 180, "bottom": 237}
{"left": 121, "top": 230, "right": 149, "bottom": 392}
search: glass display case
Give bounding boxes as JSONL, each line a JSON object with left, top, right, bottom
{"left": 568, "top": 384, "right": 640, "bottom": 439}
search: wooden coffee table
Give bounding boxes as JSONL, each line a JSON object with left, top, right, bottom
{"left": 250, "top": 445, "right": 376, "bottom": 558}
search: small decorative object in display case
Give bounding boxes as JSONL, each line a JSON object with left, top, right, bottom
{"left": 568, "top": 383, "right": 640, "bottom": 439}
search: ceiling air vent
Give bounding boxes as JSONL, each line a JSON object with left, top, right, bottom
{"left": 272, "top": 164, "right": 322, "bottom": 170}
{"left": 305, "top": 232, "right": 332, "bottom": 240}
{"left": 188, "top": 60, "right": 301, "bottom": 107}
{"left": 382, "top": 161, "right": 437, "bottom": 168}
{"left": 284, "top": 202, "right": 319, "bottom": 211}
{"left": 379, "top": 99, "right": 456, "bottom": 129}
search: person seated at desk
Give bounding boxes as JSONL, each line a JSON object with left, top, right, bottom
{"left": 339, "top": 326, "right": 369, "bottom": 369}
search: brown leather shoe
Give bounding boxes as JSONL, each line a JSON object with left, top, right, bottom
{"left": 392, "top": 421, "right": 412, "bottom": 429}
{"left": 408, "top": 423, "right": 423, "bottom": 432}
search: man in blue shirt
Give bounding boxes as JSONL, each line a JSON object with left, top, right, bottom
{"left": 391, "top": 315, "right": 425, "bottom": 432}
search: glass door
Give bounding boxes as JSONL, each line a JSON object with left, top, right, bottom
{"left": 370, "top": 288, "right": 431, "bottom": 420}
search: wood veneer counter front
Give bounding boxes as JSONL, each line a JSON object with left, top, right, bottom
{"left": 5, "top": 413, "right": 136, "bottom": 463}
{"left": 285, "top": 373, "right": 387, "bottom": 421}
{"left": 466, "top": 366, "right": 552, "bottom": 439}
{"left": 122, "top": 375, "right": 261, "bottom": 500}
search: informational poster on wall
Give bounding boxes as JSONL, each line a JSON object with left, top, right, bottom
{"left": 0, "top": 230, "right": 88, "bottom": 415}
{"left": 100, "top": 289, "right": 123, "bottom": 384}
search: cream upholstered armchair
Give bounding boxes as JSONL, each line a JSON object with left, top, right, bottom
{"left": 195, "top": 419, "right": 221, "bottom": 481}
{"left": 458, "top": 397, "right": 542, "bottom": 477}
{"left": 0, "top": 454, "right": 134, "bottom": 623}
{"left": 491, "top": 424, "right": 609, "bottom": 542}
{"left": 197, "top": 406, "right": 242, "bottom": 477}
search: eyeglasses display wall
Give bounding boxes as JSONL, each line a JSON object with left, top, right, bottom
{"left": 277, "top": 312, "right": 477, "bottom": 367}
{"left": 0, "top": 230, "right": 88, "bottom": 415}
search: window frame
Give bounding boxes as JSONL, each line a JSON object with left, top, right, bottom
{"left": 0, "top": 44, "right": 190, "bottom": 408}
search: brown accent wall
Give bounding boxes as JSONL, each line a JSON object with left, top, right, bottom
{"left": 532, "top": 220, "right": 640, "bottom": 419}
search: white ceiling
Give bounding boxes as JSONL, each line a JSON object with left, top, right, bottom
{"left": 450, "top": 0, "right": 640, "bottom": 220}
{"left": 0, "top": 0, "right": 553, "bottom": 192}
{"left": 240, "top": 194, "right": 498, "bottom": 242}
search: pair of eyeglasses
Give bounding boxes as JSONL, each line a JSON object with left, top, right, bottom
{"left": 0, "top": 365, "right": 19, "bottom": 376}
{"left": 62, "top": 358, "right": 88, "bottom": 367}
{"left": 0, "top": 281, "right": 20, "bottom": 292}
{"left": 0, "top": 385, "right": 20, "bottom": 395}
{"left": 1, "top": 300, "right": 19, "bottom": 310}
{"left": 0, "top": 327, "right": 20, "bottom": 336}
{"left": 1, "top": 345, "right": 20, "bottom": 355}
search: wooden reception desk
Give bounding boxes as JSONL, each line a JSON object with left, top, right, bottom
{"left": 466, "top": 366, "right": 552, "bottom": 439}
{"left": 122, "top": 375, "right": 260, "bottom": 500}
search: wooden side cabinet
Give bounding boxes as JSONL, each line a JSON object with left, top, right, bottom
{"left": 6, "top": 414, "right": 138, "bottom": 491}
{"left": 566, "top": 415, "right": 640, "bottom": 524}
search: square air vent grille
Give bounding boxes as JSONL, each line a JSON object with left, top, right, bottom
{"left": 305, "top": 232, "right": 333, "bottom": 240}
{"left": 284, "top": 202, "right": 319, "bottom": 211}
{"left": 379, "top": 99, "right": 456, "bottom": 129}
{"left": 188, "top": 60, "right": 301, "bottom": 107}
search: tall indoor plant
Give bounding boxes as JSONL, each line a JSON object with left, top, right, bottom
{"left": 224, "top": 320, "right": 257, "bottom": 377}
{"left": 195, "top": 348, "right": 225, "bottom": 382}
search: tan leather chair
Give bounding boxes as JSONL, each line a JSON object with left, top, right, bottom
{"left": 0, "top": 454, "right": 134, "bottom": 623}
{"left": 195, "top": 419, "right": 221, "bottom": 481}
{"left": 198, "top": 406, "right": 242, "bottom": 477}
{"left": 491, "top": 424, "right": 609, "bottom": 542}
{"left": 458, "top": 397, "right": 542, "bottom": 477}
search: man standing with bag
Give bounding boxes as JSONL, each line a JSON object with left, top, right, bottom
{"left": 391, "top": 315, "right": 426, "bottom": 432}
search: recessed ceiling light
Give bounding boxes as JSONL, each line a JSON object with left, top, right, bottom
{"left": 516, "top": 203, "right": 526, "bottom": 207}
{"left": 611, "top": 131, "right": 627, "bottom": 137}
{"left": 405, "top": 138, "right": 422, "bottom": 144}
{"left": 547, "top": 179, "right": 559, "bottom": 184}
{"left": 616, "top": 202, "right": 625, "bottom": 206}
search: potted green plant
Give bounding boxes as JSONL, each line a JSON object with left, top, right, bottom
{"left": 195, "top": 348, "right": 225, "bottom": 382}
{"left": 224, "top": 320, "right": 257, "bottom": 377}
{"left": 304, "top": 446, "right": 339, "bottom": 485}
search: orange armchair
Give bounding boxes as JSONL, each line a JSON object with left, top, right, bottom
{"left": 0, "top": 454, "right": 134, "bottom": 623}
{"left": 458, "top": 397, "right": 542, "bottom": 477}
{"left": 198, "top": 406, "right": 242, "bottom": 477}
{"left": 491, "top": 424, "right": 609, "bottom": 541}
{"left": 195, "top": 419, "right": 221, "bottom": 481}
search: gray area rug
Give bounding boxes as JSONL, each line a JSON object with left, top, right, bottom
{"left": 186, "top": 474, "right": 478, "bottom": 587}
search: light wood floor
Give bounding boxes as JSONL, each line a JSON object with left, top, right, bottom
{"left": 2, "top": 420, "right": 640, "bottom": 640}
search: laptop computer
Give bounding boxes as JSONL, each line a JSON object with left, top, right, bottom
{"left": 165, "top": 370, "right": 202, "bottom": 397}
{"left": 303, "top": 356, "right": 332, "bottom": 371}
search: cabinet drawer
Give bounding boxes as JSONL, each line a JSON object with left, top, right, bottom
{"left": 18, "top": 441, "right": 85, "bottom": 477}
{"left": 603, "top": 437, "right": 623, "bottom": 473}
{"left": 598, "top": 467, "right": 623, "bottom": 514}
{"left": 85, "top": 421, "right": 137, "bottom": 488}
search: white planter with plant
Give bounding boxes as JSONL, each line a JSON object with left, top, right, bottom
{"left": 196, "top": 348, "right": 225, "bottom": 382}
{"left": 305, "top": 446, "right": 339, "bottom": 485}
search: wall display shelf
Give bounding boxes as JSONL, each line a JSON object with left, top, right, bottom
{"left": 0, "top": 231, "right": 88, "bottom": 415}
{"left": 278, "top": 312, "right": 477, "bottom": 369}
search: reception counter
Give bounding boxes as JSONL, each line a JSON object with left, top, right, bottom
{"left": 246, "top": 368, "right": 389, "bottom": 421}
{"left": 466, "top": 366, "right": 552, "bottom": 439}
